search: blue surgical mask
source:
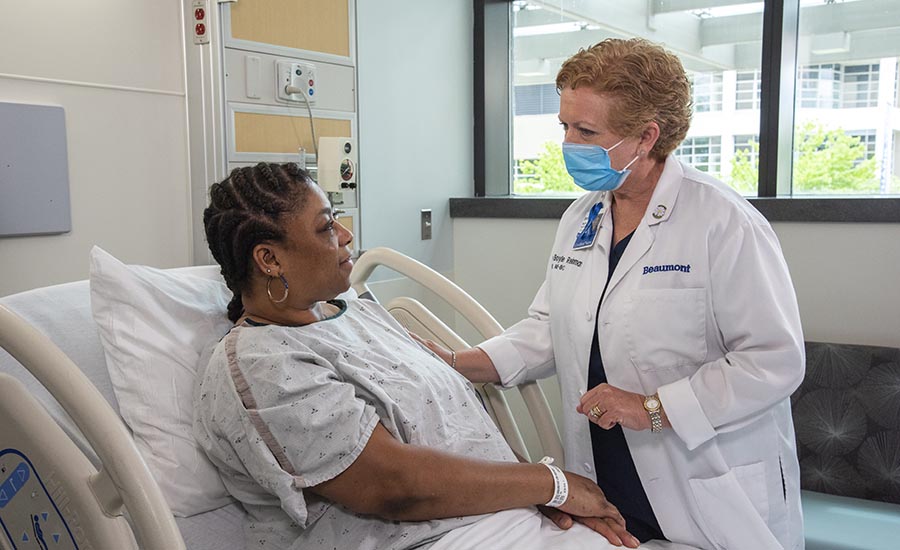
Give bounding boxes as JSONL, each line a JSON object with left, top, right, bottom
{"left": 562, "top": 140, "right": 639, "bottom": 192}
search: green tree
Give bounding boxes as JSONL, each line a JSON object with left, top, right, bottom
{"left": 729, "top": 121, "right": 878, "bottom": 194}
{"left": 728, "top": 141, "right": 760, "bottom": 196}
{"left": 793, "top": 121, "right": 878, "bottom": 193}
{"left": 515, "top": 142, "right": 579, "bottom": 194}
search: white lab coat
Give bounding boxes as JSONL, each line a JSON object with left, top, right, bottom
{"left": 480, "top": 156, "right": 805, "bottom": 550}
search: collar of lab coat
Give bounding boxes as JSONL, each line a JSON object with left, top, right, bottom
{"left": 643, "top": 154, "right": 683, "bottom": 226}
{"left": 593, "top": 154, "right": 683, "bottom": 231}
{"left": 593, "top": 155, "right": 685, "bottom": 299}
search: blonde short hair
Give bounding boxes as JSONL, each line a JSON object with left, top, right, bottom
{"left": 556, "top": 38, "right": 692, "bottom": 161}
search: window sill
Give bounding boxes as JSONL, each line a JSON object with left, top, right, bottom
{"left": 449, "top": 196, "right": 900, "bottom": 223}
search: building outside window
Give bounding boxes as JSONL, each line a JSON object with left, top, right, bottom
{"left": 799, "top": 64, "right": 842, "bottom": 109}
{"left": 842, "top": 64, "right": 880, "bottom": 108}
{"left": 849, "top": 130, "right": 878, "bottom": 159}
{"left": 514, "top": 83, "right": 561, "bottom": 116}
{"left": 735, "top": 70, "right": 762, "bottom": 111}
{"left": 675, "top": 137, "right": 722, "bottom": 175}
{"left": 691, "top": 72, "right": 724, "bottom": 113}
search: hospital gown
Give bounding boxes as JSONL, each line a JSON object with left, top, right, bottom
{"left": 193, "top": 299, "right": 517, "bottom": 550}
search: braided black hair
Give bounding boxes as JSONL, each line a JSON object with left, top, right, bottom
{"left": 203, "top": 162, "right": 313, "bottom": 322}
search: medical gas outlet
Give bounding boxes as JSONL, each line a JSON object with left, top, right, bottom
{"left": 318, "top": 137, "right": 357, "bottom": 192}
{"left": 276, "top": 61, "right": 316, "bottom": 104}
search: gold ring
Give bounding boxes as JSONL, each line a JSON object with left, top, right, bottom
{"left": 589, "top": 405, "right": 604, "bottom": 419}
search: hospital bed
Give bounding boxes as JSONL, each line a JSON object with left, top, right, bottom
{"left": 0, "top": 247, "right": 562, "bottom": 549}
{"left": 3, "top": 247, "right": 897, "bottom": 550}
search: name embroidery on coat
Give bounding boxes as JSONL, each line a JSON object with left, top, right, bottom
{"left": 642, "top": 264, "right": 691, "bottom": 275}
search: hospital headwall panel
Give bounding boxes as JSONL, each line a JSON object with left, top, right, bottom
{"left": 233, "top": 112, "right": 352, "bottom": 154}
{"left": 229, "top": 0, "right": 350, "bottom": 58}
{"left": 219, "top": 0, "right": 360, "bottom": 248}
{"left": 223, "top": 49, "right": 355, "bottom": 111}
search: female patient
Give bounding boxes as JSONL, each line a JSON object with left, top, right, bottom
{"left": 194, "top": 163, "right": 689, "bottom": 550}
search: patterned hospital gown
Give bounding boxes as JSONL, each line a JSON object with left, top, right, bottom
{"left": 193, "top": 299, "right": 517, "bottom": 550}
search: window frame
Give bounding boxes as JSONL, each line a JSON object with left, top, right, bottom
{"left": 461, "top": 0, "right": 900, "bottom": 222}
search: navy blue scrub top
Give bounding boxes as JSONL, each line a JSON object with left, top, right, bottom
{"left": 587, "top": 229, "right": 666, "bottom": 543}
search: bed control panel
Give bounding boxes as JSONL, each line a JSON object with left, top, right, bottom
{"left": 0, "top": 451, "right": 77, "bottom": 549}
{"left": 0, "top": 374, "right": 137, "bottom": 549}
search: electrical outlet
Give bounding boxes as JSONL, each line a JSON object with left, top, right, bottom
{"left": 421, "top": 209, "right": 432, "bottom": 240}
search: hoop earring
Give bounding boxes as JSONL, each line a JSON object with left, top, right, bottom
{"left": 267, "top": 274, "right": 289, "bottom": 303}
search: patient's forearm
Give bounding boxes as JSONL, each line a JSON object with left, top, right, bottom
{"left": 454, "top": 347, "right": 501, "bottom": 384}
{"left": 309, "top": 423, "right": 612, "bottom": 523}
{"left": 377, "top": 448, "right": 554, "bottom": 520}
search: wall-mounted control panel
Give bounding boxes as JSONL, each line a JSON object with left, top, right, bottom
{"left": 275, "top": 61, "right": 316, "bottom": 104}
{"left": 317, "top": 137, "right": 357, "bottom": 192}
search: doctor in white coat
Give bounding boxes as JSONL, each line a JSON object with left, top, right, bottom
{"left": 420, "top": 38, "right": 805, "bottom": 550}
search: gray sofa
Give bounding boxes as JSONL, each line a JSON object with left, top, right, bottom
{"left": 793, "top": 342, "right": 900, "bottom": 550}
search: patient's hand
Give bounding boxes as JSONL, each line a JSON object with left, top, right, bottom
{"left": 555, "top": 471, "right": 641, "bottom": 548}
{"left": 575, "top": 515, "right": 642, "bottom": 548}
{"left": 539, "top": 506, "right": 640, "bottom": 548}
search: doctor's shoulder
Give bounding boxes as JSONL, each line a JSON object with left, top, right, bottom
{"left": 678, "top": 167, "right": 772, "bottom": 233}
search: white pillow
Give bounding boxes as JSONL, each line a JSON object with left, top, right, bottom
{"left": 89, "top": 246, "right": 234, "bottom": 516}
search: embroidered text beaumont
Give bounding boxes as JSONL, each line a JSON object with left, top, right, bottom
{"left": 643, "top": 264, "right": 691, "bottom": 275}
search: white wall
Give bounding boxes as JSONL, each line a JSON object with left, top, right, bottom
{"left": 356, "top": 0, "right": 473, "bottom": 304}
{"left": 453, "top": 219, "right": 562, "bottom": 458}
{"left": 774, "top": 223, "right": 900, "bottom": 346}
{"left": 0, "top": 1, "right": 191, "bottom": 296}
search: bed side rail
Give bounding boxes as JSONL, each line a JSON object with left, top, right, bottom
{"left": 0, "top": 304, "right": 185, "bottom": 550}
{"left": 350, "top": 247, "right": 564, "bottom": 464}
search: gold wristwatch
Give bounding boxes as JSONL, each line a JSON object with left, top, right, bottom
{"left": 643, "top": 393, "right": 663, "bottom": 433}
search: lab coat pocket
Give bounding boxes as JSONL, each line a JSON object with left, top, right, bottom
{"left": 688, "top": 462, "right": 781, "bottom": 550}
{"left": 624, "top": 288, "right": 707, "bottom": 371}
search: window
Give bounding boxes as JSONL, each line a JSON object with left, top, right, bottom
{"left": 794, "top": 8, "right": 899, "bottom": 196}
{"left": 799, "top": 64, "right": 842, "bottom": 109}
{"left": 691, "top": 72, "right": 724, "bottom": 113}
{"left": 731, "top": 134, "right": 760, "bottom": 194}
{"left": 734, "top": 134, "right": 760, "bottom": 161}
{"left": 505, "top": 1, "right": 762, "bottom": 197}
{"left": 675, "top": 137, "right": 722, "bottom": 175}
{"left": 736, "top": 70, "right": 762, "bottom": 111}
{"left": 895, "top": 62, "right": 900, "bottom": 104}
{"left": 842, "top": 64, "right": 880, "bottom": 108}
{"left": 514, "top": 83, "right": 561, "bottom": 116}
{"left": 849, "top": 130, "right": 877, "bottom": 160}
{"left": 474, "top": 0, "right": 900, "bottom": 218}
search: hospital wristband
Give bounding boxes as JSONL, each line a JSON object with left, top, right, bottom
{"left": 538, "top": 456, "right": 568, "bottom": 508}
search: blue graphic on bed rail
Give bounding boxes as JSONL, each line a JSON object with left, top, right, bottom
{"left": 1, "top": 449, "right": 78, "bottom": 549}
{"left": 0, "top": 462, "right": 29, "bottom": 509}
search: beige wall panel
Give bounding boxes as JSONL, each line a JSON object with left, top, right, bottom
{"left": 230, "top": 0, "right": 350, "bottom": 57}
{"left": 337, "top": 215, "right": 354, "bottom": 234}
{"left": 337, "top": 215, "right": 356, "bottom": 254}
{"left": 234, "top": 113, "right": 351, "bottom": 153}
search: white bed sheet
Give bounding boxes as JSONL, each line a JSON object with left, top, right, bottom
{"left": 432, "top": 508, "right": 700, "bottom": 550}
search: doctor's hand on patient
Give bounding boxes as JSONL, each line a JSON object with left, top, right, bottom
{"left": 408, "top": 332, "right": 502, "bottom": 384}
{"left": 577, "top": 383, "right": 670, "bottom": 432}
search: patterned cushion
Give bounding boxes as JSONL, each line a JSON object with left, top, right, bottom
{"left": 792, "top": 342, "right": 900, "bottom": 504}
